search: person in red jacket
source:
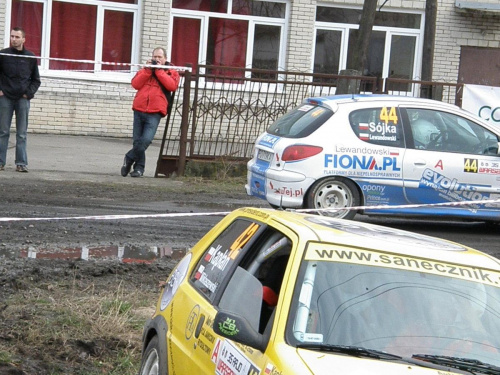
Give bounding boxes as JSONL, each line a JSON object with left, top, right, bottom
{"left": 121, "top": 47, "right": 180, "bottom": 177}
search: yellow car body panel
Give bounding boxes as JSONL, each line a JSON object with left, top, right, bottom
{"left": 141, "top": 207, "right": 500, "bottom": 375}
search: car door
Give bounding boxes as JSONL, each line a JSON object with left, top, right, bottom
{"left": 168, "top": 217, "right": 294, "bottom": 374}
{"left": 401, "top": 107, "right": 500, "bottom": 216}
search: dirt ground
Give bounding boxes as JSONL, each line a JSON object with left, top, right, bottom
{"left": 0, "top": 174, "right": 264, "bottom": 374}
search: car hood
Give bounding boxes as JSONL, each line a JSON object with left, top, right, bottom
{"left": 296, "top": 349, "right": 462, "bottom": 374}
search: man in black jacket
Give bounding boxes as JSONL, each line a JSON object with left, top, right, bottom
{"left": 0, "top": 27, "right": 41, "bottom": 172}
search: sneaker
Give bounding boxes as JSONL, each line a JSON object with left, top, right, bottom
{"left": 0, "top": 165, "right": 4, "bottom": 171}
{"left": 130, "top": 170, "right": 143, "bottom": 178}
{"left": 16, "top": 165, "right": 28, "bottom": 173}
{"left": 121, "top": 157, "right": 133, "bottom": 177}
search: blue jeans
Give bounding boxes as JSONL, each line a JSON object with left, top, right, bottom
{"left": 125, "top": 110, "right": 162, "bottom": 173}
{"left": 0, "top": 95, "right": 30, "bottom": 166}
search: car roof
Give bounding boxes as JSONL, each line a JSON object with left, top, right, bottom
{"left": 235, "top": 207, "right": 500, "bottom": 270}
{"left": 306, "top": 94, "right": 458, "bottom": 109}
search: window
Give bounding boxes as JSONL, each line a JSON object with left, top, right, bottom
{"left": 314, "top": 5, "right": 423, "bottom": 89}
{"left": 349, "top": 107, "right": 405, "bottom": 147}
{"left": 171, "top": 0, "right": 287, "bottom": 78}
{"left": 406, "top": 109, "right": 499, "bottom": 154}
{"left": 9, "top": 0, "right": 138, "bottom": 75}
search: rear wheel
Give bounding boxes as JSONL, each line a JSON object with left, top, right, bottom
{"left": 139, "top": 335, "right": 165, "bottom": 375}
{"left": 306, "top": 177, "right": 360, "bottom": 219}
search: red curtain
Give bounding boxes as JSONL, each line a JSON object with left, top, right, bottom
{"left": 172, "top": 0, "right": 227, "bottom": 12}
{"left": 11, "top": 0, "right": 43, "bottom": 57}
{"left": 207, "top": 18, "right": 248, "bottom": 79}
{"left": 171, "top": 17, "right": 201, "bottom": 71}
{"left": 102, "top": 10, "right": 133, "bottom": 71}
{"left": 50, "top": 2, "right": 97, "bottom": 71}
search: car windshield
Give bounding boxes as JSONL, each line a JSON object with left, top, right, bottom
{"left": 287, "top": 247, "right": 500, "bottom": 367}
{"left": 267, "top": 104, "right": 333, "bottom": 138}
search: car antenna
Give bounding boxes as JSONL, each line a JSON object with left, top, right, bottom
{"left": 279, "top": 195, "right": 284, "bottom": 211}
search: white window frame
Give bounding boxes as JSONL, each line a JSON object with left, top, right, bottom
{"left": 170, "top": 0, "right": 289, "bottom": 91}
{"left": 5, "top": 0, "right": 141, "bottom": 83}
{"left": 313, "top": 5, "right": 424, "bottom": 94}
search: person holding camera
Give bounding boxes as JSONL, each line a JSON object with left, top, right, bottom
{"left": 121, "top": 47, "right": 180, "bottom": 177}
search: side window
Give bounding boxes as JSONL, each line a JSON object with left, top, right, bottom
{"left": 190, "top": 219, "right": 261, "bottom": 301}
{"left": 215, "top": 226, "right": 293, "bottom": 334}
{"left": 407, "top": 109, "right": 499, "bottom": 155}
{"left": 349, "top": 107, "right": 404, "bottom": 147}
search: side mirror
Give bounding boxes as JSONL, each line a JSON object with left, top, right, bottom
{"left": 214, "top": 310, "right": 266, "bottom": 352}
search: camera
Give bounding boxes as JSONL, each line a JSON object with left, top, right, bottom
{"left": 151, "top": 60, "right": 157, "bottom": 66}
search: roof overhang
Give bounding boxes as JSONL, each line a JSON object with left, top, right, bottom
{"left": 455, "top": 1, "right": 500, "bottom": 12}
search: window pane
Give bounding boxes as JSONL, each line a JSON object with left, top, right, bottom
{"left": 50, "top": 2, "right": 97, "bottom": 71}
{"left": 100, "top": 0, "right": 137, "bottom": 4}
{"left": 232, "top": 0, "right": 286, "bottom": 18}
{"left": 314, "top": 29, "right": 342, "bottom": 82}
{"left": 171, "top": 17, "right": 201, "bottom": 71}
{"left": 388, "top": 35, "right": 416, "bottom": 91}
{"left": 349, "top": 107, "right": 404, "bottom": 147}
{"left": 347, "top": 29, "right": 385, "bottom": 78}
{"left": 252, "top": 24, "right": 280, "bottom": 79}
{"left": 173, "top": 0, "right": 227, "bottom": 12}
{"left": 102, "top": 10, "right": 133, "bottom": 71}
{"left": 207, "top": 18, "right": 248, "bottom": 78}
{"left": 11, "top": 0, "right": 43, "bottom": 58}
{"left": 317, "top": 6, "right": 421, "bottom": 29}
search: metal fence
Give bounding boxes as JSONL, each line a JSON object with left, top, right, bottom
{"left": 155, "top": 66, "right": 463, "bottom": 177}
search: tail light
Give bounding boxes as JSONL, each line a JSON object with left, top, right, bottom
{"left": 281, "top": 145, "right": 323, "bottom": 161}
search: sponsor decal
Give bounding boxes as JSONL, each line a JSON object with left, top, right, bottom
{"left": 465, "top": 158, "right": 500, "bottom": 175}
{"left": 324, "top": 154, "right": 401, "bottom": 177}
{"left": 361, "top": 184, "right": 386, "bottom": 195}
{"left": 269, "top": 181, "right": 303, "bottom": 197}
{"left": 335, "top": 145, "right": 397, "bottom": 156}
{"left": 211, "top": 339, "right": 260, "bottom": 375}
{"left": 185, "top": 305, "right": 200, "bottom": 340}
{"left": 218, "top": 317, "right": 239, "bottom": 336}
{"left": 160, "top": 253, "right": 192, "bottom": 310}
{"left": 194, "top": 265, "right": 218, "bottom": 293}
{"left": 258, "top": 134, "right": 280, "bottom": 148}
{"left": 306, "top": 243, "right": 500, "bottom": 288}
{"left": 204, "top": 244, "right": 231, "bottom": 271}
{"left": 419, "top": 168, "right": 490, "bottom": 207}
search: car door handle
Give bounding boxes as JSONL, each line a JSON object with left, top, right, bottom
{"left": 195, "top": 314, "right": 205, "bottom": 339}
{"left": 413, "top": 159, "right": 427, "bottom": 166}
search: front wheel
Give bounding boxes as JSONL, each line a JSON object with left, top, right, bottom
{"left": 139, "top": 335, "right": 165, "bottom": 375}
{"left": 306, "top": 177, "right": 360, "bottom": 219}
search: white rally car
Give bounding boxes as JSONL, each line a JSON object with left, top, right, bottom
{"left": 246, "top": 95, "right": 500, "bottom": 221}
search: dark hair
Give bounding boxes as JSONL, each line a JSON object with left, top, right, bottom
{"left": 12, "top": 27, "right": 26, "bottom": 38}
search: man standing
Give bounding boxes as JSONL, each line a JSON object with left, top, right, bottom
{"left": 0, "top": 27, "right": 41, "bottom": 172}
{"left": 121, "top": 47, "right": 180, "bottom": 177}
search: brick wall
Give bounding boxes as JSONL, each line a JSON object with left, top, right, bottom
{"left": 3, "top": 0, "right": 500, "bottom": 138}
{"left": 433, "top": 0, "right": 500, "bottom": 82}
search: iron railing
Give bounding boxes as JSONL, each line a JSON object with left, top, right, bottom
{"left": 155, "top": 66, "right": 463, "bottom": 177}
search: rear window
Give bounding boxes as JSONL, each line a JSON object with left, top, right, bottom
{"left": 267, "top": 104, "right": 334, "bottom": 138}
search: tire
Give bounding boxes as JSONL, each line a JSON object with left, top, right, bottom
{"left": 306, "top": 177, "right": 360, "bottom": 219}
{"left": 139, "top": 335, "right": 165, "bottom": 375}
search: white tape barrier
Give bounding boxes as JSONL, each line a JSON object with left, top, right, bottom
{"left": 1, "top": 198, "right": 499, "bottom": 223}
{"left": 0, "top": 52, "right": 192, "bottom": 72}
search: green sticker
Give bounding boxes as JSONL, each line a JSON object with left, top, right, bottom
{"left": 219, "top": 318, "right": 239, "bottom": 336}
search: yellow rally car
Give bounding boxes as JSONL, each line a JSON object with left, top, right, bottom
{"left": 139, "top": 208, "right": 500, "bottom": 375}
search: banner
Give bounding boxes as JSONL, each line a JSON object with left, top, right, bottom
{"left": 462, "top": 84, "right": 500, "bottom": 124}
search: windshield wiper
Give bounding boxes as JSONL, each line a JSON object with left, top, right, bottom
{"left": 296, "top": 343, "right": 402, "bottom": 361}
{"left": 412, "top": 354, "right": 500, "bottom": 375}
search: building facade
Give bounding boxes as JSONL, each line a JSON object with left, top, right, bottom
{"left": 1, "top": 0, "right": 499, "bottom": 137}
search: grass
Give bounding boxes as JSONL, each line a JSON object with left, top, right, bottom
{"left": 0, "top": 276, "right": 159, "bottom": 374}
